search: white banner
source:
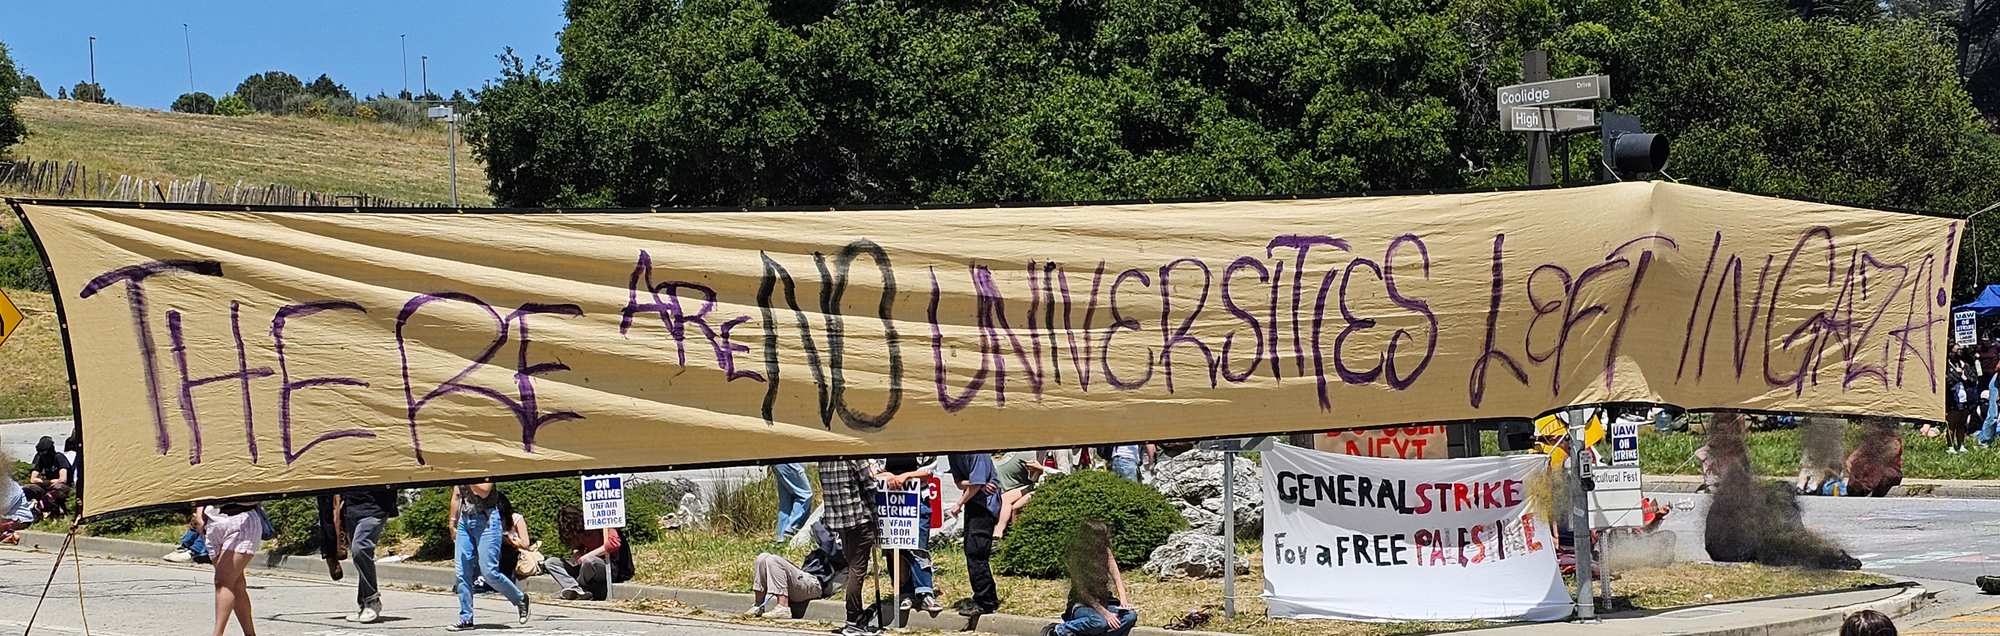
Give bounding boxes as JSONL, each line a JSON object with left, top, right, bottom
{"left": 1262, "top": 444, "right": 1572, "bottom": 622}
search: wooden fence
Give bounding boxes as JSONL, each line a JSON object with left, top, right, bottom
{"left": 0, "top": 158, "right": 439, "bottom": 207}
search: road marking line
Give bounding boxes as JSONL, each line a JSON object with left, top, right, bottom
{"left": 1944, "top": 618, "right": 2000, "bottom": 622}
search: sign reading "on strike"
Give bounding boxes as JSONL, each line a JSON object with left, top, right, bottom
{"left": 581, "top": 475, "right": 626, "bottom": 530}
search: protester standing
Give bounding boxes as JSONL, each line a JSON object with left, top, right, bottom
{"left": 340, "top": 487, "right": 398, "bottom": 623}
{"left": 817, "top": 459, "right": 880, "bottom": 636}
{"left": 448, "top": 481, "right": 529, "bottom": 631}
{"left": 774, "top": 462, "right": 815, "bottom": 543}
{"left": 949, "top": 452, "right": 1003, "bottom": 617}
{"left": 874, "top": 455, "right": 942, "bottom": 613}
{"left": 199, "top": 501, "right": 264, "bottom": 636}
{"left": 1108, "top": 445, "right": 1149, "bottom": 482}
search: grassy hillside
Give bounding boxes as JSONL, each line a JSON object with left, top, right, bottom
{"left": 0, "top": 287, "right": 67, "bottom": 418}
{"left": 5, "top": 98, "right": 491, "bottom": 206}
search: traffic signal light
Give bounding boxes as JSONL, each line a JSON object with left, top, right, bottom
{"left": 1600, "top": 111, "right": 1671, "bottom": 178}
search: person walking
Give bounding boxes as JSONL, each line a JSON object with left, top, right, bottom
{"left": 199, "top": 501, "right": 264, "bottom": 636}
{"left": 448, "top": 481, "right": 530, "bottom": 631}
{"left": 1043, "top": 520, "right": 1136, "bottom": 636}
{"left": 340, "top": 487, "right": 398, "bottom": 623}
{"left": 949, "top": 452, "right": 1003, "bottom": 617}
{"left": 774, "top": 462, "right": 815, "bottom": 543}
{"left": 817, "top": 459, "right": 880, "bottom": 636}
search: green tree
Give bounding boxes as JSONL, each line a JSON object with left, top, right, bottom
{"left": 215, "top": 93, "right": 253, "bottom": 116}
{"left": 171, "top": 91, "right": 217, "bottom": 115}
{"left": 70, "top": 81, "right": 109, "bottom": 104}
{"left": 17, "top": 74, "right": 46, "bottom": 99}
{"left": 0, "top": 42, "right": 23, "bottom": 152}
{"left": 235, "top": 71, "right": 303, "bottom": 114}
{"left": 305, "top": 73, "right": 351, "bottom": 99}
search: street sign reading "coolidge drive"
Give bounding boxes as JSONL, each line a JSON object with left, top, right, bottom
{"left": 1496, "top": 75, "right": 1610, "bottom": 111}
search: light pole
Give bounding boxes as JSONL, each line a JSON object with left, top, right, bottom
{"left": 183, "top": 24, "right": 195, "bottom": 92}
{"left": 429, "top": 105, "right": 460, "bottom": 206}
{"left": 421, "top": 56, "right": 429, "bottom": 98}
{"left": 400, "top": 35, "right": 408, "bottom": 97}
{"left": 88, "top": 36, "right": 96, "bottom": 86}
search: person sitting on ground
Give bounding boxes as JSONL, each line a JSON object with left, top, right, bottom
{"left": 1044, "top": 519, "right": 1136, "bottom": 636}
{"left": 745, "top": 519, "right": 848, "bottom": 619}
{"left": 23, "top": 436, "right": 72, "bottom": 519}
{"left": 1840, "top": 609, "right": 1897, "bottom": 636}
{"left": 1, "top": 472, "right": 35, "bottom": 545}
{"left": 541, "top": 505, "right": 622, "bottom": 600}
{"left": 164, "top": 505, "right": 213, "bottom": 564}
{"left": 995, "top": 451, "right": 1049, "bottom": 539}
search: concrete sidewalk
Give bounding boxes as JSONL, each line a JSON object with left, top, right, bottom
{"left": 1645, "top": 473, "right": 2000, "bottom": 498}
{"left": 4, "top": 529, "right": 1932, "bottom": 636}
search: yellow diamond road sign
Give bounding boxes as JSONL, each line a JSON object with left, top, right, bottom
{"left": 0, "top": 288, "right": 21, "bottom": 349}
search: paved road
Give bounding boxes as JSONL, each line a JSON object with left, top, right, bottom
{"left": 0, "top": 418, "right": 70, "bottom": 464}
{"left": 0, "top": 550, "right": 820, "bottom": 636}
{"left": 1651, "top": 491, "right": 2000, "bottom": 583}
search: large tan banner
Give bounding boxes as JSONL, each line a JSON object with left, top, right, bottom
{"left": 10, "top": 182, "right": 1960, "bottom": 517}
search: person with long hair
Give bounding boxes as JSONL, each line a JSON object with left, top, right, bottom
{"left": 1044, "top": 520, "right": 1135, "bottom": 636}
{"left": 1840, "top": 609, "right": 1896, "bottom": 636}
{"left": 198, "top": 501, "right": 264, "bottom": 636}
{"left": 541, "top": 505, "right": 623, "bottom": 600}
{"left": 448, "top": 481, "right": 530, "bottom": 630}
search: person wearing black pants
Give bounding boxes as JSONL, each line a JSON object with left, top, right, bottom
{"left": 817, "top": 460, "right": 881, "bottom": 636}
{"left": 949, "top": 453, "right": 1003, "bottom": 616}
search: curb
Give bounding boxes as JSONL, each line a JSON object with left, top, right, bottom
{"left": 6, "top": 530, "right": 1234, "bottom": 636}
{"left": 1645, "top": 478, "right": 2000, "bottom": 499}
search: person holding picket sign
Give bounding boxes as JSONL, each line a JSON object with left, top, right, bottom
{"left": 874, "top": 455, "right": 943, "bottom": 614}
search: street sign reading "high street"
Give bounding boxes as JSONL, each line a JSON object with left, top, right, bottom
{"left": 1501, "top": 107, "right": 1595, "bottom": 132}
{"left": 1496, "top": 75, "right": 1610, "bottom": 111}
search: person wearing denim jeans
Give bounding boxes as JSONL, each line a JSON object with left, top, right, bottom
{"left": 1982, "top": 373, "right": 2000, "bottom": 446}
{"left": 873, "top": 456, "right": 941, "bottom": 613}
{"left": 448, "top": 482, "right": 528, "bottom": 631}
{"left": 774, "top": 463, "right": 815, "bottom": 543}
{"left": 1052, "top": 604, "right": 1138, "bottom": 636}
{"left": 1045, "top": 520, "right": 1135, "bottom": 636}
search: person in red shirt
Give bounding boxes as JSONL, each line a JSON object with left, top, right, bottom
{"left": 541, "top": 506, "right": 622, "bottom": 600}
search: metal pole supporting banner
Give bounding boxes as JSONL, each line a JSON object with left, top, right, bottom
{"left": 1223, "top": 451, "right": 1236, "bottom": 619}
{"left": 1564, "top": 408, "right": 1597, "bottom": 621}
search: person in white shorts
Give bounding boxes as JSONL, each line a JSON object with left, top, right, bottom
{"left": 199, "top": 502, "right": 264, "bottom": 636}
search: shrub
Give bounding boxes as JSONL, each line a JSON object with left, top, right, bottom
{"left": 171, "top": 92, "right": 216, "bottom": 115}
{"left": 18, "top": 74, "right": 45, "bottom": 99}
{"left": 364, "top": 97, "right": 430, "bottom": 128}
{"left": 235, "top": 71, "right": 301, "bottom": 114}
{"left": 993, "top": 470, "right": 1185, "bottom": 578}
{"left": 305, "top": 74, "right": 350, "bottom": 99}
{"left": 214, "top": 94, "right": 252, "bottom": 116}
{"left": 87, "top": 508, "right": 187, "bottom": 537}
{"left": 0, "top": 43, "right": 24, "bottom": 151}
{"left": 0, "top": 225, "right": 50, "bottom": 292}
{"left": 401, "top": 487, "right": 453, "bottom": 559}
{"left": 707, "top": 473, "right": 784, "bottom": 536}
{"left": 355, "top": 104, "right": 378, "bottom": 120}
{"left": 70, "top": 82, "right": 109, "bottom": 104}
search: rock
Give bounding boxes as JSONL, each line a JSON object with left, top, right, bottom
{"left": 1143, "top": 531, "right": 1249, "bottom": 580}
{"left": 1153, "top": 449, "right": 1263, "bottom": 539}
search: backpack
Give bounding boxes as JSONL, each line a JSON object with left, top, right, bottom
{"left": 801, "top": 521, "right": 848, "bottom": 598}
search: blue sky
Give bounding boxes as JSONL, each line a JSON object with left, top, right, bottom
{"left": 0, "top": 1, "right": 568, "bottom": 110}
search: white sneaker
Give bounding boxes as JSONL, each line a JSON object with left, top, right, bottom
{"left": 358, "top": 603, "right": 381, "bottom": 624}
{"left": 163, "top": 548, "right": 193, "bottom": 563}
{"left": 344, "top": 608, "right": 362, "bottom": 622}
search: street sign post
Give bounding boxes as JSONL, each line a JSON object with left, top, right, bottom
{"left": 1502, "top": 107, "right": 1595, "bottom": 132}
{"left": 1195, "top": 435, "right": 1268, "bottom": 619}
{"left": 581, "top": 475, "right": 626, "bottom": 530}
{"left": 1956, "top": 310, "right": 1978, "bottom": 347}
{"left": 1496, "top": 75, "right": 1610, "bottom": 111}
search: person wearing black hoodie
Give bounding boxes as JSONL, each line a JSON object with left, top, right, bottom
{"left": 23, "top": 436, "right": 71, "bottom": 518}
{"left": 341, "top": 487, "right": 399, "bottom": 623}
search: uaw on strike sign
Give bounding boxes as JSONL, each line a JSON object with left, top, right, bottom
{"left": 1263, "top": 444, "right": 1571, "bottom": 621}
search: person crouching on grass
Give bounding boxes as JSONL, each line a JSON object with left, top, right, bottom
{"left": 1043, "top": 520, "right": 1136, "bottom": 636}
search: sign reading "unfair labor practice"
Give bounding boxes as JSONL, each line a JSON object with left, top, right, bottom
{"left": 1262, "top": 444, "right": 1571, "bottom": 622}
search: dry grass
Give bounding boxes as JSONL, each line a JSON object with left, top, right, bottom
{"left": 6, "top": 98, "right": 489, "bottom": 206}
{"left": 0, "top": 288, "right": 69, "bottom": 418}
{"left": 1613, "top": 562, "right": 1888, "bottom": 609}
{"left": 622, "top": 530, "right": 1889, "bottom": 636}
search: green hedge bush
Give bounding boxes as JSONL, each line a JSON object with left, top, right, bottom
{"left": 993, "top": 469, "right": 1185, "bottom": 578}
